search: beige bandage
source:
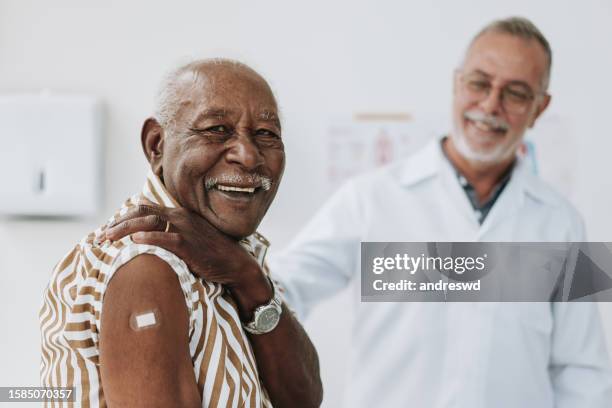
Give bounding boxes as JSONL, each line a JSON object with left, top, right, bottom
{"left": 129, "top": 309, "right": 160, "bottom": 331}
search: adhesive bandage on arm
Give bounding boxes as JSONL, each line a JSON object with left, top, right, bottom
{"left": 129, "top": 309, "right": 160, "bottom": 331}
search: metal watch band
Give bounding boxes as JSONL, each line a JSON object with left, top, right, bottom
{"left": 242, "top": 277, "right": 283, "bottom": 335}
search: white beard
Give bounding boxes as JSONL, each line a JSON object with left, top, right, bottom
{"left": 450, "top": 124, "right": 519, "bottom": 164}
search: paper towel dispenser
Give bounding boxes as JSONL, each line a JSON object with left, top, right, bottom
{"left": 0, "top": 93, "right": 103, "bottom": 217}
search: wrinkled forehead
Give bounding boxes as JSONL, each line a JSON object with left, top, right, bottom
{"left": 173, "top": 67, "right": 279, "bottom": 124}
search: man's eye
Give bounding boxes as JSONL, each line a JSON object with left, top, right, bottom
{"left": 255, "top": 129, "right": 279, "bottom": 138}
{"left": 189, "top": 126, "right": 232, "bottom": 143}
{"left": 468, "top": 80, "right": 490, "bottom": 92}
{"left": 504, "top": 89, "right": 531, "bottom": 103}
{"left": 207, "top": 125, "right": 230, "bottom": 133}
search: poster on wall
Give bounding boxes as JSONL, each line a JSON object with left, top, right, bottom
{"left": 326, "top": 113, "right": 437, "bottom": 190}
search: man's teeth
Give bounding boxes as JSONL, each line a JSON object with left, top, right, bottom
{"left": 474, "top": 120, "right": 491, "bottom": 131}
{"left": 472, "top": 120, "right": 501, "bottom": 132}
{"left": 216, "top": 185, "right": 256, "bottom": 193}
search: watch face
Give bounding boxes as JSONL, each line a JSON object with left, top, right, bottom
{"left": 256, "top": 307, "right": 280, "bottom": 332}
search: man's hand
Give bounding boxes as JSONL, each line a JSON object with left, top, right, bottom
{"left": 102, "top": 204, "right": 272, "bottom": 321}
{"left": 102, "top": 203, "right": 323, "bottom": 407}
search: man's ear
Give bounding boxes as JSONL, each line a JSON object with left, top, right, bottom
{"left": 529, "top": 93, "right": 551, "bottom": 128}
{"left": 141, "top": 118, "right": 165, "bottom": 176}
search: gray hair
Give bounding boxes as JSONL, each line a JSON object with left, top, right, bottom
{"left": 153, "top": 58, "right": 261, "bottom": 133}
{"left": 470, "top": 17, "right": 552, "bottom": 90}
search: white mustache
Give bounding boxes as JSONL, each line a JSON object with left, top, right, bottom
{"left": 205, "top": 174, "right": 273, "bottom": 191}
{"left": 464, "top": 110, "right": 509, "bottom": 131}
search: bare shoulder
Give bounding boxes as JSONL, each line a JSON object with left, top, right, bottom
{"left": 101, "top": 254, "right": 189, "bottom": 336}
{"left": 99, "top": 254, "right": 200, "bottom": 407}
{"left": 105, "top": 254, "right": 186, "bottom": 306}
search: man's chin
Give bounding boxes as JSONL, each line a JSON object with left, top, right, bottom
{"left": 458, "top": 141, "right": 509, "bottom": 164}
{"left": 210, "top": 216, "right": 259, "bottom": 240}
{"left": 452, "top": 131, "right": 508, "bottom": 164}
{"left": 463, "top": 127, "right": 504, "bottom": 146}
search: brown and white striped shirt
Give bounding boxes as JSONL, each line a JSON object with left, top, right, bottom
{"left": 40, "top": 170, "right": 273, "bottom": 407}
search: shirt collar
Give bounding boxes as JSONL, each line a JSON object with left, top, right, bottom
{"left": 396, "top": 136, "right": 557, "bottom": 207}
{"left": 440, "top": 137, "right": 514, "bottom": 203}
{"left": 140, "top": 169, "right": 270, "bottom": 266}
{"left": 395, "top": 138, "right": 440, "bottom": 186}
{"left": 142, "top": 169, "right": 181, "bottom": 208}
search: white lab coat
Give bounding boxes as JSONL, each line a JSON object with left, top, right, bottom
{"left": 271, "top": 138, "right": 612, "bottom": 408}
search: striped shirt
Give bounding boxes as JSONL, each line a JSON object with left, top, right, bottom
{"left": 40, "top": 170, "right": 273, "bottom": 407}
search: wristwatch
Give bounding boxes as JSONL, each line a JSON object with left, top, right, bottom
{"left": 243, "top": 277, "right": 283, "bottom": 335}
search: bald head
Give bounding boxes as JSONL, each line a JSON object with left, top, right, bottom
{"left": 154, "top": 59, "right": 277, "bottom": 133}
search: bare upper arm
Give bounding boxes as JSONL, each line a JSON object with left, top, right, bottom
{"left": 99, "top": 254, "right": 201, "bottom": 408}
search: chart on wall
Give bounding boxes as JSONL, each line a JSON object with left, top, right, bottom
{"left": 326, "top": 113, "right": 438, "bottom": 190}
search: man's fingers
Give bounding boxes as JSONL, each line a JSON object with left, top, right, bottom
{"left": 106, "top": 215, "right": 167, "bottom": 241}
{"left": 109, "top": 204, "right": 167, "bottom": 229}
{"left": 130, "top": 231, "right": 183, "bottom": 255}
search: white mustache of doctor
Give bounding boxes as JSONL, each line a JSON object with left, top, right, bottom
{"left": 464, "top": 110, "right": 510, "bottom": 132}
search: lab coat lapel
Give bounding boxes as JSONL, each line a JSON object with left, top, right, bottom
{"left": 477, "top": 160, "right": 527, "bottom": 239}
{"left": 437, "top": 146, "right": 482, "bottom": 233}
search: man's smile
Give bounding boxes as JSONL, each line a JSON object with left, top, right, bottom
{"left": 467, "top": 118, "right": 507, "bottom": 135}
{"left": 216, "top": 185, "right": 257, "bottom": 193}
{"left": 206, "top": 179, "right": 270, "bottom": 205}
{"left": 464, "top": 110, "right": 508, "bottom": 135}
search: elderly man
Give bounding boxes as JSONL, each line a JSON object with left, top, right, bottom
{"left": 40, "top": 60, "right": 322, "bottom": 408}
{"left": 102, "top": 17, "right": 612, "bottom": 407}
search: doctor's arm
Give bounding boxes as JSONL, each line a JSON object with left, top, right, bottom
{"left": 549, "top": 302, "right": 612, "bottom": 408}
{"left": 550, "top": 217, "right": 612, "bottom": 407}
{"left": 268, "top": 180, "right": 363, "bottom": 319}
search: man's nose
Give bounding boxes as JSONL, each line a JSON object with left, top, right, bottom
{"left": 225, "top": 133, "right": 264, "bottom": 170}
{"left": 479, "top": 86, "right": 503, "bottom": 115}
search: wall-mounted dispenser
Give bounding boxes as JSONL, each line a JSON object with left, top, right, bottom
{"left": 0, "top": 93, "right": 103, "bottom": 217}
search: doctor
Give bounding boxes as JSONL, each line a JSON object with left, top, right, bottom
{"left": 104, "top": 17, "right": 612, "bottom": 407}
{"left": 269, "top": 17, "right": 612, "bottom": 407}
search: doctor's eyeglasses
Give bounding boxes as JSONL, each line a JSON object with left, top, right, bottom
{"left": 458, "top": 71, "right": 545, "bottom": 115}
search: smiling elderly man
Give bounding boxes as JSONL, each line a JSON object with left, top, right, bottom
{"left": 40, "top": 60, "right": 322, "bottom": 408}
{"left": 103, "top": 18, "right": 612, "bottom": 407}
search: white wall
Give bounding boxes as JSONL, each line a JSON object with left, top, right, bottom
{"left": 0, "top": 1, "right": 611, "bottom": 406}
